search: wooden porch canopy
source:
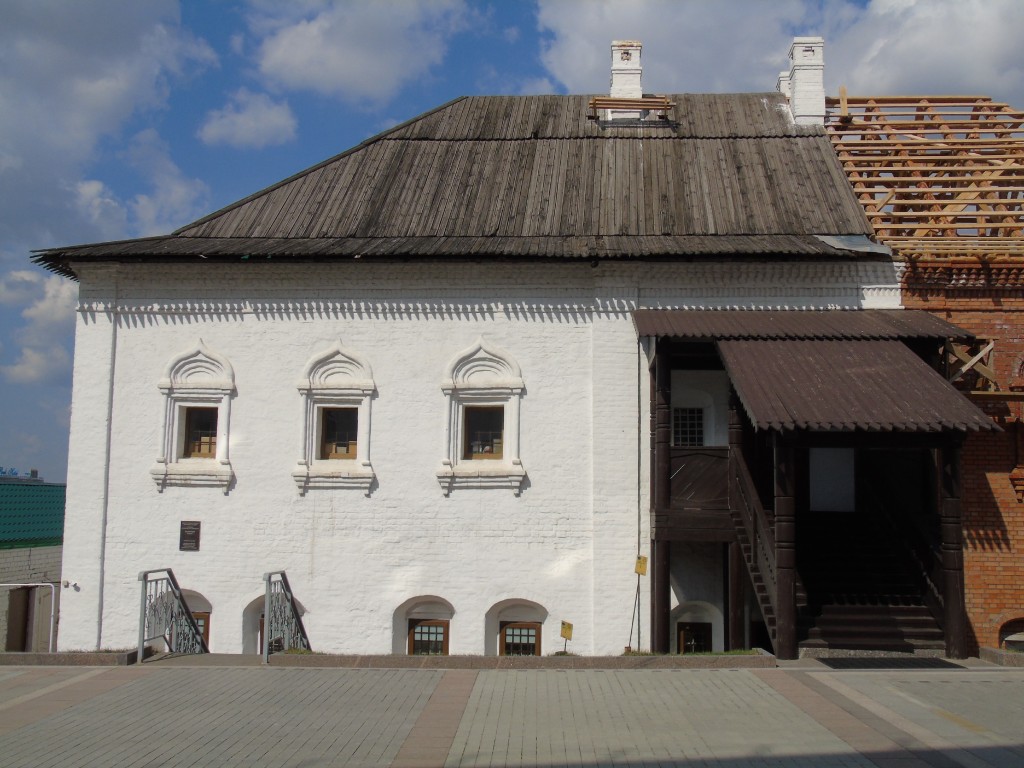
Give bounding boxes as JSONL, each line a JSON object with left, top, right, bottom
{"left": 633, "top": 309, "right": 996, "bottom": 434}
{"left": 719, "top": 340, "right": 995, "bottom": 433}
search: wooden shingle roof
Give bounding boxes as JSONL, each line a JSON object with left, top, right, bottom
{"left": 35, "top": 93, "right": 882, "bottom": 278}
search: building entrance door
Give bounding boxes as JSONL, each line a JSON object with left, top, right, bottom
{"left": 677, "top": 621, "right": 712, "bottom": 654}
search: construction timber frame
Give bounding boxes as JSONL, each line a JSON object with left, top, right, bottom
{"left": 826, "top": 93, "right": 1024, "bottom": 401}
{"left": 825, "top": 93, "right": 1024, "bottom": 263}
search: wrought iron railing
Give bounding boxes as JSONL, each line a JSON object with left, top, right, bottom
{"left": 137, "top": 568, "right": 208, "bottom": 659}
{"left": 263, "top": 571, "right": 311, "bottom": 662}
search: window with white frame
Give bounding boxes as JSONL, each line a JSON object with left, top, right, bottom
{"left": 293, "top": 341, "right": 375, "bottom": 494}
{"left": 150, "top": 340, "right": 235, "bottom": 492}
{"left": 437, "top": 337, "right": 525, "bottom": 495}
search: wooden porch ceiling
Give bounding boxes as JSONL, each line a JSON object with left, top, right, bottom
{"left": 825, "top": 94, "right": 1024, "bottom": 265}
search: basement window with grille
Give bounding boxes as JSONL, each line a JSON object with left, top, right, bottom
{"left": 500, "top": 621, "right": 541, "bottom": 656}
{"left": 408, "top": 619, "right": 449, "bottom": 655}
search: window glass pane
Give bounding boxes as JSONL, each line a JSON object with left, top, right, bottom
{"left": 320, "top": 408, "right": 358, "bottom": 459}
{"left": 464, "top": 406, "right": 504, "bottom": 459}
{"left": 672, "top": 407, "right": 704, "bottom": 447}
{"left": 409, "top": 620, "right": 448, "bottom": 655}
{"left": 183, "top": 408, "right": 218, "bottom": 458}
{"left": 501, "top": 622, "right": 540, "bottom": 656}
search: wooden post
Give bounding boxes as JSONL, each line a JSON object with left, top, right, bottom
{"left": 727, "top": 541, "right": 744, "bottom": 651}
{"left": 651, "top": 341, "right": 672, "bottom": 654}
{"left": 773, "top": 434, "right": 797, "bottom": 660}
{"left": 727, "top": 395, "right": 745, "bottom": 651}
{"left": 651, "top": 540, "right": 671, "bottom": 654}
{"left": 939, "top": 441, "right": 967, "bottom": 659}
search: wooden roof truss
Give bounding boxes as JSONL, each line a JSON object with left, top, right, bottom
{"left": 826, "top": 94, "right": 1024, "bottom": 264}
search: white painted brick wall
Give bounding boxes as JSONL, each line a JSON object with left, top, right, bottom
{"left": 59, "top": 259, "right": 898, "bottom": 654}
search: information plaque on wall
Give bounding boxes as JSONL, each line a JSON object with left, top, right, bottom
{"left": 179, "top": 521, "right": 201, "bottom": 551}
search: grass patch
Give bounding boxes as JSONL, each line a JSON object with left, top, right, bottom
{"left": 622, "top": 648, "right": 761, "bottom": 656}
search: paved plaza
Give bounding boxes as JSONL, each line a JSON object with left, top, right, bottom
{"left": 0, "top": 658, "right": 1022, "bottom": 767}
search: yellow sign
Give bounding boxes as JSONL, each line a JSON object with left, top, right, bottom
{"left": 560, "top": 621, "right": 573, "bottom": 641}
{"left": 635, "top": 555, "right": 648, "bottom": 576}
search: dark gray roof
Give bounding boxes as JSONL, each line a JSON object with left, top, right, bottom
{"left": 34, "top": 93, "right": 878, "bottom": 278}
{"left": 632, "top": 309, "right": 971, "bottom": 340}
{"left": 719, "top": 340, "right": 996, "bottom": 433}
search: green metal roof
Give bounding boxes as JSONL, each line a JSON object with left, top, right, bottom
{"left": 0, "top": 479, "right": 65, "bottom": 547}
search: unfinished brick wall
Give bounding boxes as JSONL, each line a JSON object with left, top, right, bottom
{"left": 904, "top": 273, "right": 1024, "bottom": 653}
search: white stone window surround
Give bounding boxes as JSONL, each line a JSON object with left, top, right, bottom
{"left": 437, "top": 337, "right": 526, "bottom": 495}
{"left": 151, "top": 340, "right": 235, "bottom": 492}
{"left": 293, "top": 341, "right": 375, "bottom": 494}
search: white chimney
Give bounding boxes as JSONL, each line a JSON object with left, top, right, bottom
{"left": 610, "top": 40, "right": 643, "bottom": 98}
{"left": 782, "top": 36, "right": 825, "bottom": 125}
{"left": 777, "top": 70, "right": 791, "bottom": 99}
{"left": 608, "top": 40, "right": 643, "bottom": 119}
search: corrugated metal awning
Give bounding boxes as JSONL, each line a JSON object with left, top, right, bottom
{"left": 632, "top": 309, "right": 971, "bottom": 340}
{"left": 718, "top": 339, "right": 996, "bottom": 433}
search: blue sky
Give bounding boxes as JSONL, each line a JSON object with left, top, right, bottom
{"left": 2, "top": 0, "right": 1023, "bottom": 482}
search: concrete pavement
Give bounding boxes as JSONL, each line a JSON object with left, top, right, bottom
{"left": 0, "top": 658, "right": 1022, "bottom": 767}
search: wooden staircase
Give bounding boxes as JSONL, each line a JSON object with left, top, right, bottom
{"left": 728, "top": 449, "right": 808, "bottom": 654}
{"left": 796, "top": 510, "right": 944, "bottom": 654}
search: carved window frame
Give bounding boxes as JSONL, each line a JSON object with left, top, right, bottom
{"left": 151, "top": 340, "right": 235, "bottom": 492}
{"left": 437, "top": 337, "right": 525, "bottom": 495}
{"left": 293, "top": 341, "right": 375, "bottom": 494}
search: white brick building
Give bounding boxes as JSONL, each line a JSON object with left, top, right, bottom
{"left": 37, "top": 42, "right": 991, "bottom": 658}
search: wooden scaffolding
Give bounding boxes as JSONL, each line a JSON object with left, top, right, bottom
{"left": 825, "top": 93, "right": 1024, "bottom": 265}
{"left": 826, "top": 94, "right": 1024, "bottom": 399}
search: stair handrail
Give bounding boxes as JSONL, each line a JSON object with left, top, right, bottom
{"left": 263, "top": 571, "right": 311, "bottom": 662}
{"left": 730, "top": 449, "right": 778, "bottom": 611}
{"left": 137, "top": 568, "right": 208, "bottom": 660}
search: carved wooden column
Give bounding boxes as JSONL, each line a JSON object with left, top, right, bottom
{"left": 726, "top": 394, "right": 745, "bottom": 651}
{"left": 651, "top": 341, "right": 672, "bottom": 654}
{"left": 939, "top": 440, "right": 967, "bottom": 659}
{"left": 773, "top": 434, "right": 797, "bottom": 660}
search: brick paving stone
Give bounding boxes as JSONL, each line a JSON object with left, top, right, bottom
{"left": 0, "top": 662, "right": 1022, "bottom": 767}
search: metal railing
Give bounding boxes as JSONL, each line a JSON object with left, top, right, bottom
{"left": 262, "top": 571, "right": 311, "bottom": 663}
{"left": 137, "top": 569, "right": 208, "bottom": 660}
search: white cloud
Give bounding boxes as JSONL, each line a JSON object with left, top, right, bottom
{"left": 534, "top": 0, "right": 1024, "bottom": 106}
{"left": 2, "top": 346, "right": 72, "bottom": 385}
{"left": 0, "top": 0, "right": 216, "bottom": 258}
{"left": 0, "top": 271, "right": 77, "bottom": 385}
{"left": 535, "top": 0, "right": 809, "bottom": 95}
{"left": 248, "top": 0, "right": 469, "bottom": 105}
{"left": 823, "top": 0, "right": 1024, "bottom": 103}
{"left": 0, "top": 270, "right": 43, "bottom": 305}
{"left": 73, "top": 180, "right": 129, "bottom": 241}
{"left": 198, "top": 88, "right": 297, "bottom": 148}
{"left": 124, "top": 129, "right": 210, "bottom": 236}
{"left": 518, "top": 77, "right": 557, "bottom": 96}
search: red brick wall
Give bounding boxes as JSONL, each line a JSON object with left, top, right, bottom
{"left": 904, "top": 278, "right": 1024, "bottom": 653}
